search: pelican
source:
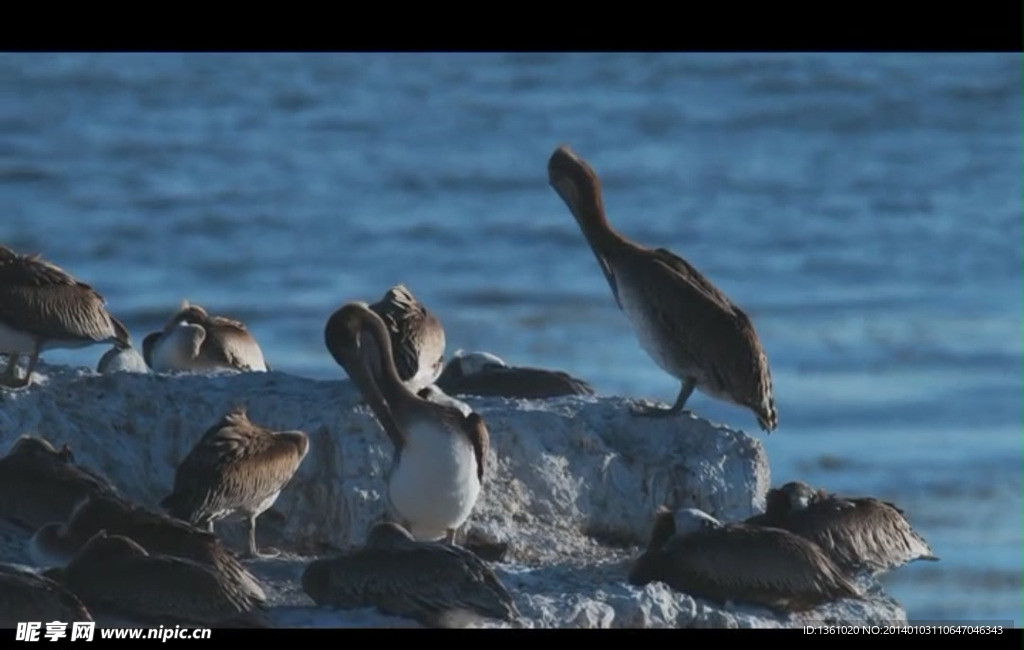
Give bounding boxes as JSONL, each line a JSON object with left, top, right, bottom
{"left": 745, "top": 481, "right": 939, "bottom": 577}
{"left": 302, "top": 521, "right": 519, "bottom": 628}
{"left": 159, "top": 406, "right": 309, "bottom": 558}
{"left": 30, "top": 494, "right": 265, "bottom": 601}
{"left": 0, "top": 245, "right": 132, "bottom": 388}
{"left": 547, "top": 145, "right": 777, "bottom": 432}
{"left": 340, "top": 284, "right": 446, "bottom": 394}
{"left": 43, "top": 531, "right": 268, "bottom": 628}
{"left": 0, "top": 563, "right": 92, "bottom": 626}
{"left": 400, "top": 389, "right": 510, "bottom": 562}
{"left": 324, "top": 302, "right": 487, "bottom": 542}
{"left": 143, "top": 301, "right": 268, "bottom": 373}
{"left": 628, "top": 507, "right": 862, "bottom": 613}
{"left": 0, "top": 436, "right": 121, "bottom": 532}
{"left": 436, "top": 349, "right": 596, "bottom": 399}
{"left": 97, "top": 345, "right": 148, "bottom": 374}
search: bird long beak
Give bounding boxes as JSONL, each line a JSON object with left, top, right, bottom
{"left": 339, "top": 341, "right": 406, "bottom": 449}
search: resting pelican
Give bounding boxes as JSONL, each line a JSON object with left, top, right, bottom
{"left": 628, "top": 507, "right": 861, "bottom": 613}
{"left": 0, "top": 436, "right": 121, "bottom": 532}
{"left": 436, "top": 350, "right": 596, "bottom": 399}
{"left": 160, "top": 407, "right": 309, "bottom": 558}
{"left": 302, "top": 521, "right": 519, "bottom": 628}
{"left": 0, "top": 563, "right": 92, "bottom": 626}
{"left": 30, "top": 493, "right": 265, "bottom": 601}
{"left": 547, "top": 145, "right": 777, "bottom": 432}
{"left": 44, "top": 531, "right": 268, "bottom": 628}
{"left": 0, "top": 245, "right": 131, "bottom": 388}
{"left": 745, "top": 481, "right": 939, "bottom": 577}
{"left": 143, "top": 301, "right": 268, "bottom": 373}
{"left": 325, "top": 302, "right": 486, "bottom": 543}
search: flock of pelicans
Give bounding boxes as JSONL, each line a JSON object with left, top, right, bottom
{"left": 0, "top": 145, "right": 938, "bottom": 628}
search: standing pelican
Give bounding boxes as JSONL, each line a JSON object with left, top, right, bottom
{"left": 345, "top": 284, "right": 446, "bottom": 394}
{"left": 144, "top": 301, "right": 268, "bottom": 373}
{"left": 745, "top": 481, "right": 939, "bottom": 577}
{"left": 30, "top": 494, "right": 266, "bottom": 602}
{"left": 547, "top": 145, "right": 777, "bottom": 432}
{"left": 0, "top": 245, "right": 132, "bottom": 388}
{"left": 436, "top": 350, "right": 596, "bottom": 399}
{"left": 159, "top": 407, "right": 309, "bottom": 558}
{"left": 0, "top": 436, "right": 121, "bottom": 532}
{"left": 324, "top": 302, "right": 487, "bottom": 542}
{"left": 44, "top": 531, "right": 268, "bottom": 628}
{"left": 628, "top": 507, "right": 861, "bottom": 613}
{"left": 302, "top": 521, "right": 519, "bottom": 628}
{"left": 0, "top": 563, "right": 92, "bottom": 626}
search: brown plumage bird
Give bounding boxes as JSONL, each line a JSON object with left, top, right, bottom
{"left": 43, "top": 531, "right": 268, "bottom": 628}
{"left": 628, "top": 507, "right": 861, "bottom": 613}
{"left": 302, "top": 521, "right": 519, "bottom": 628}
{"left": 547, "top": 145, "right": 777, "bottom": 433}
{"left": 143, "top": 301, "right": 268, "bottom": 373}
{"left": 0, "top": 436, "right": 122, "bottom": 532}
{"left": 0, "top": 563, "right": 92, "bottom": 627}
{"left": 436, "top": 350, "right": 596, "bottom": 399}
{"left": 0, "top": 245, "right": 132, "bottom": 388}
{"left": 30, "top": 493, "right": 266, "bottom": 601}
{"left": 745, "top": 481, "right": 939, "bottom": 577}
{"left": 324, "top": 302, "right": 487, "bottom": 543}
{"left": 160, "top": 407, "right": 309, "bottom": 558}
{"left": 356, "top": 284, "right": 446, "bottom": 394}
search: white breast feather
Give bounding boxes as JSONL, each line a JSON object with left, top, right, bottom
{"left": 388, "top": 419, "right": 480, "bottom": 541}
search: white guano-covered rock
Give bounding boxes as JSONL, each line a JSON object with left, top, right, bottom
{"left": 0, "top": 363, "right": 906, "bottom": 628}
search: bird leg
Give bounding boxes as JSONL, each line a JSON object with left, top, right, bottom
{"left": 630, "top": 377, "right": 696, "bottom": 418}
{"left": 1, "top": 349, "right": 37, "bottom": 389}
{"left": 243, "top": 514, "right": 280, "bottom": 559}
{"left": 444, "top": 528, "right": 458, "bottom": 545}
{"left": 19, "top": 348, "right": 41, "bottom": 388}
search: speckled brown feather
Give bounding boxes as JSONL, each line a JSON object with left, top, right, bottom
{"left": 624, "top": 247, "right": 777, "bottom": 431}
{"left": 462, "top": 413, "right": 489, "bottom": 485}
{"left": 0, "top": 245, "right": 131, "bottom": 348}
{"left": 0, "top": 563, "right": 92, "bottom": 626}
{"left": 0, "top": 436, "right": 122, "bottom": 532}
{"left": 52, "top": 532, "right": 267, "bottom": 628}
{"left": 161, "top": 408, "right": 308, "bottom": 528}
{"left": 365, "top": 285, "right": 445, "bottom": 390}
{"left": 302, "top": 523, "right": 517, "bottom": 627}
{"left": 48, "top": 494, "right": 265, "bottom": 601}
{"left": 751, "top": 484, "right": 938, "bottom": 576}
{"left": 631, "top": 520, "right": 861, "bottom": 613}
{"left": 155, "top": 301, "right": 267, "bottom": 371}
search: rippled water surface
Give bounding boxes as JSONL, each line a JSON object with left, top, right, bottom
{"left": 1, "top": 53, "right": 1020, "bottom": 625}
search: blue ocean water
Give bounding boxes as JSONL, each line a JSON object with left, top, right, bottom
{"left": 1, "top": 52, "right": 1020, "bottom": 625}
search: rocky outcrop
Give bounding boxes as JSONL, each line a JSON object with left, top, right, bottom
{"left": 0, "top": 364, "right": 906, "bottom": 628}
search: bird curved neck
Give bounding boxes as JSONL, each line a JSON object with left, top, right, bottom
{"left": 570, "top": 189, "right": 630, "bottom": 256}
{"left": 362, "top": 312, "right": 417, "bottom": 408}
